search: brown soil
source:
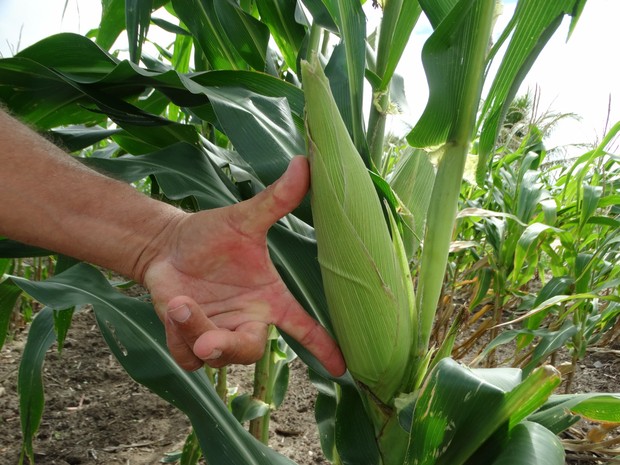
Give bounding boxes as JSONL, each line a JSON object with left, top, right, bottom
{"left": 0, "top": 307, "right": 618, "bottom": 465}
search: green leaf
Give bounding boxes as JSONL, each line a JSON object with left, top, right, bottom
{"left": 0, "top": 280, "right": 22, "bottom": 350}
{"left": 389, "top": 148, "right": 435, "bottom": 259}
{"left": 151, "top": 16, "right": 191, "bottom": 36}
{"left": 314, "top": 391, "right": 337, "bottom": 461}
{"left": 180, "top": 430, "right": 202, "bottom": 465}
{"left": 334, "top": 385, "right": 381, "bottom": 465}
{"left": 17, "top": 32, "right": 118, "bottom": 73}
{"left": 303, "top": 57, "right": 414, "bottom": 403}
{"left": 419, "top": 0, "right": 459, "bottom": 29}
{"left": 11, "top": 264, "right": 298, "bottom": 465}
{"left": 568, "top": 395, "right": 620, "bottom": 422}
{"left": 214, "top": 0, "right": 270, "bottom": 70}
{"left": 271, "top": 338, "right": 294, "bottom": 409}
{"left": 477, "top": 0, "right": 582, "bottom": 184}
{"left": 83, "top": 143, "right": 238, "bottom": 210}
{"left": 531, "top": 393, "right": 620, "bottom": 433}
{"left": 299, "top": 0, "right": 338, "bottom": 32}
{"left": 516, "top": 171, "right": 546, "bottom": 223}
{"left": 255, "top": 0, "right": 306, "bottom": 72}
{"left": 1, "top": 33, "right": 305, "bottom": 133}
{"left": 518, "top": 276, "right": 574, "bottom": 349}
{"left": 48, "top": 127, "right": 122, "bottom": 152}
{"left": 97, "top": 0, "right": 126, "bottom": 50}
{"left": 126, "top": 0, "right": 152, "bottom": 63}
{"left": 231, "top": 394, "right": 271, "bottom": 422}
{"left": 468, "top": 267, "right": 493, "bottom": 311}
{"left": 172, "top": 0, "right": 245, "bottom": 70}
{"left": 376, "top": 0, "right": 422, "bottom": 90}
{"left": 17, "top": 307, "right": 57, "bottom": 463}
{"left": 52, "top": 308, "right": 75, "bottom": 355}
{"left": 522, "top": 321, "right": 577, "bottom": 376}
{"left": 407, "top": 359, "right": 561, "bottom": 465}
{"left": 204, "top": 86, "right": 305, "bottom": 187}
{"left": 408, "top": 0, "right": 496, "bottom": 147}
{"left": 321, "top": 0, "right": 366, "bottom": 155}
{"left": 488, "top": 421, "right": 564, "bottom": 465}
{"left": 513, "top": 223, "right": 560, "bottom": 281}
{"left": 579, "top": 184, "right": 603, "bottom": 229}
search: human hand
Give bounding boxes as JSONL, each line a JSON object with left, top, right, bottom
{"left": 142, "top": 156, "right": 346, "bottom": 377}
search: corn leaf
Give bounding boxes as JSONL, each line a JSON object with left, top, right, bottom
{"left": 299, "top": 0, "right": 337, "bottom": 32}
{"left": 408, "top": 0, "right": 495, "bottom": 147}
{"left": 321, "top": 0, "right": 367, "bottom": 155}
{"left": 204, "top": 86, "right": 305, "bottom": 186}
{"left": 231, "top": 394, "right": 270, "bottom": 422}
{"left": 214, "top": 0, "right": 270, "bottom": 71}
{"left": 488, "top": 421, "right": 564, "bottom": 465}
{"left": 406, "top": 359, "right": 561, "bottom": 465}
{"left": 172, "top": 0, "right": 245, "bottom": 70}
{"left": 512, "top": 223, "right": 561, "bottom": 283}
{"left": 16, "top": 307, "right": 57, "bottom": 464}
{"left": 377, "top": 0, "right": 422, "bottom": 90}
{"left": 477, "top": 0, "right": 585, "bottom": 184}
{"left": 531, "top": 394, "right": 620, "bottom": 433}
{"left": 96, "top": 0, "right": 126, "bottom": 51}
{"left": 11, "top": 264, "right": 298, "bottom": 465}
{"left": 125, "top": 0, "right": 152, "bottom": 63}
{"left": 255, "top": 0, "right": 305, "bottom": 73}
{"left": 522, "top": 321, "right": 578, "bottom": 376}
{"left": 335, "top": 385, "right": 382, "bottom": 465}
{"left": 83, "top": 143, "right": 238, "bottom": 210}
{"left": 0, "top": 280, "right": 22, "bottom": 350}
{"left": 388, "top": 148, "right": 435, "bottom": 259}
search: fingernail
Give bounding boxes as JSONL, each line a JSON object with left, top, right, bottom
{"left": 205, "top": 349, "right": 222, "bottom": 360}
{"left": 168, "top": 304, "right": 191, "bottom": 323}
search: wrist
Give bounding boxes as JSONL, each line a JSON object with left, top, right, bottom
{"left": 130, "top": 206, "right": 188, "bottom": 285}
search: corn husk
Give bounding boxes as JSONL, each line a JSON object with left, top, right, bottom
{"left": 302, "top": 56, "right": 414, "bottom": 404}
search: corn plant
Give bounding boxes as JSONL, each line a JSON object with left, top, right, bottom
{"left": 485, "top": 124, "right": 620, "bottom": 382}
{"left": 1, "top": 1, "right": 619, "bottom": 465}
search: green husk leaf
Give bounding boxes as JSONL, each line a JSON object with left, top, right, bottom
{"left": 302, "top": 56, "right": 413, "bottom": 403}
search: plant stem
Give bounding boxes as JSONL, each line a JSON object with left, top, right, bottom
{"left": 249, "top": 337, "right": 274, "bottom": 444}
{"left": 416, "top": 142, "right": 470, "bottom": 356}
{"left": 308, "top": 24, "right": 322, "bottom": 59}
{"left": 415, "top": 0, "right": 496, "bottom": 361}
{"left": 366, "top": 0, "right": 400, "bottom": 170}
{"left": 367, "top": 90, "right": 389, "bottom": 170}
{"left": 216, "top": 367, "right": 227, "bottom": 403}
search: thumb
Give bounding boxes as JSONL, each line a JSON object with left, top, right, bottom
{"left": 232, "top": 156, "right": 309, "bottom": 235}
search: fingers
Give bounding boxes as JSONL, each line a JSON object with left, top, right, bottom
{"left": 193, "top": 321, "right": 269, "bottom": 368}
{"left": 231, "top": 156, "right": 309, "bottom": 235}
{"left": 164, "top": 296, "right": 270, "bottom": 371}
{"left": 275, "top": 298, "right": 346, "bottom": 378}
{"left": 165, "top": 296, "right": 217, "bottom": 371}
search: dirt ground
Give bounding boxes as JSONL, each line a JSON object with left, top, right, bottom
{"left": 0, "top": 307, "right": 618, "bottom": 465}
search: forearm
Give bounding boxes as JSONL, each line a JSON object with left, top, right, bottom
{"left": 0, "top": 110, "right": 185, "bottom": 282}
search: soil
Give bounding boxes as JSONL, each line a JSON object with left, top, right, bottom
{"left": 1, "top": 306, "right": 618, "bottom": 465}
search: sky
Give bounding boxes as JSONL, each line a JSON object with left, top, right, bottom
{"left": 1, "top": 0, "right": 618, "bottom": 155}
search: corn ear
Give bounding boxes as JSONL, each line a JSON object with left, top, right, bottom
{"left": 302, "top": 56, "right": 414, "bottom": 404}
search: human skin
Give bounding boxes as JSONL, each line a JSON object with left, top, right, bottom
{"left": 0, "top": 109, "right": 346, "bottom": 377}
